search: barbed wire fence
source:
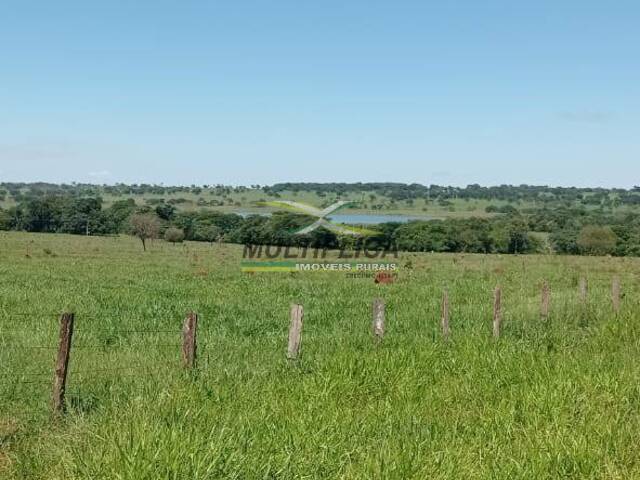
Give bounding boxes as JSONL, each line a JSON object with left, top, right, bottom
{"left": 0, "top": 275, "right": 629, "bottom": 416}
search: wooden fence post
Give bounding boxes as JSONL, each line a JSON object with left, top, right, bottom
{"left": 52, "top": 313, "right": 74, "bottom": 415}
{"left": 541, "top": 281, "right": 550, "bottom": 319}
{"left": 287, "top": 304, "right": 304, "bottom": 360}
{"left": 441, "top": 289, "right": 450, "bottom": 339}
{"left": 612, "top": 276, "right": 621, "bottom": 314}
{"left": 579, "top": 277, "right": 588, "bottom": 303}
{"left": 182, "top": 312, "right": 198, "bottom": 369}
{"left": 493, "top": 287, "right": 502, "bottom": 338}
{"left": 372, "top": 298, "right": 385, "bottom": 342}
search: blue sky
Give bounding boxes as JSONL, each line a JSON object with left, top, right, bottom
{"left": 0, "top": 1, "right": 638, "bottom": 187}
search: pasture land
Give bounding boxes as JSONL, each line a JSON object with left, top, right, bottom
{"left": 1, "top": 231, "right": 640, "bottom": 478}
{"left": 0, "top": 186, "right": 534, "bottom": 218}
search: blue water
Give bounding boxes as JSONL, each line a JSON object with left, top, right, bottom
{"left": 235, "top": 211, "right": 432, "bottom": 224}
{"left": 328, "top": 214, "right": 432, "bottom": 225}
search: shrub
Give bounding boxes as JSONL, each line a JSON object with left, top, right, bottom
{"left": 164, "top": 227, "right": 185, "bottom": 244}
{"left": 577, "top": 225, "right": 617, "bottom": 255}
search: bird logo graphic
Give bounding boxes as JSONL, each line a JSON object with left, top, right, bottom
{"left": 258, "top": 200, "right": 377, "bottom": 236}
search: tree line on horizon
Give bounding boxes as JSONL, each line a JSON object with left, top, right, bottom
{"left": 2, "top": 181, "right": 640, "bottom": 206}
{"left": 1, "top": 193, "right": 639, "bottom": 256}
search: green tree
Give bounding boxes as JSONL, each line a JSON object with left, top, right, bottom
{"left": 506, "top": 217, "right": 531, "bottom": 254}
{"left": 155, "top": 203, "right": 176, "bottom": 221}
{"left": 60, "top": 197, "right": 103, "bottom": 235}
{"left": 197, "top": 225, "right": 222, "bottom": 245}
{"left": 550, "top": 228, "right": 580, "bottom": 254}
{"left": 0, "top": 208, "right": 10, "bottom": 230}
{"left": 22, "top": 196, "right": 65, "bottom": 232}
{"left": 104, "top": 199, "right": 137, "bottom": 232}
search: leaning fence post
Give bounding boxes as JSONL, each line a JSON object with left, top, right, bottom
{"left": 182, "top": 312, "right": 198, "bottom": 369}
{"left": 541, "top": 280, "right": 550, "bottom": 320}
{"left": 493, "top": 287, "right": 502, "bottom": 338}
{"left": 52, "top": 313, "right": 74, "bottom": 415}
{"left": 441, "top": 289, "right": 450, "bottom": 339}
{"left": 579, "top": 277, "right": 588, "bottom": 303}
{"left": 612, "top": 276, "right": 621, "bottom": 314}
{"left": 372, "top": 298, "right": 385, "bottom": 343}
{"left": 287, "top": 304, "right": 304, "bottom": 360}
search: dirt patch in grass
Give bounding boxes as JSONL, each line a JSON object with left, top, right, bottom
{"left": 0, "top": 451, "right": 12, "bottom": 474}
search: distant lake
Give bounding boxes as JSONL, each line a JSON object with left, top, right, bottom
{"left": 235, "top": 211, "right": 433, "bottom": 224}
{"left": 328, "top": 214, "right": 433, "bottom": 224}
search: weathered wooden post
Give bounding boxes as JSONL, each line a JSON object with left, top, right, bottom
{"left": 372, "top": 298, "right": 385, "bottom": 343}
{"left": 52, "top": 313, "right": 74, "bottom": 415}
{"left": 441, "top": 289, "right": 450, "bottom": 339}
{"left": 493, "top": 287, "right": 502, "bottom": 338}
{"left": 579, "top": 277, "right": 588, "bottom": 303}
{"left": 541, "top": 280, "right": 550, "bottom": 319}
{"left": 612, "top": 276, "right": 621, "bottom": 314}
{"left": 287, "top": 304, "right": 304, "bottom": 360}
{"left": 182, "top": 312, "right": 198, "bottom": 369}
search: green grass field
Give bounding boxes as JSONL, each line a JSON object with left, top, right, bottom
{"left": 1, "top": 232, "right": 640, "bottom": 478}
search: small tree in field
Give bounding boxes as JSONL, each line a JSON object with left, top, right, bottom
{"left": 164, "top": 227, "right": 185, "bottom": 245}
{"left": 198, "top": 225, "right": 222, "bottom": 245}
{"left": 129, "top": 213, "right": 160, "bottom": 251}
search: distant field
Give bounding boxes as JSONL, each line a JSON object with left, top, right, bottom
{"left": 96, "top": 190, "right": 545, "bottom": 218}
{"left": 0, "top": 187, "right": 540, "bottom": 218}
{"left": 3, "top": 185, "right": 635, "bottom": 225}
{"left": 84, "top": 191, "right": 503, "bottom": 220}
{"left": 1, "top": 232, "right": 640, "bottom": 478}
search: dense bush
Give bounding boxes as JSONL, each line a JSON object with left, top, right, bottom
{"left": 576, "top": 225, "right": 618, "bottom": 255}
{"left": 0, "top": 208, "right": 10, "bottom": 230}
{"left": 164, "top": 227, "right": 185, "bottom": 244}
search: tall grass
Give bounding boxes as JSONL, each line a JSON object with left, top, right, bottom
{"left": 1, "top": 231, "right": 639, "bottom": 478}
